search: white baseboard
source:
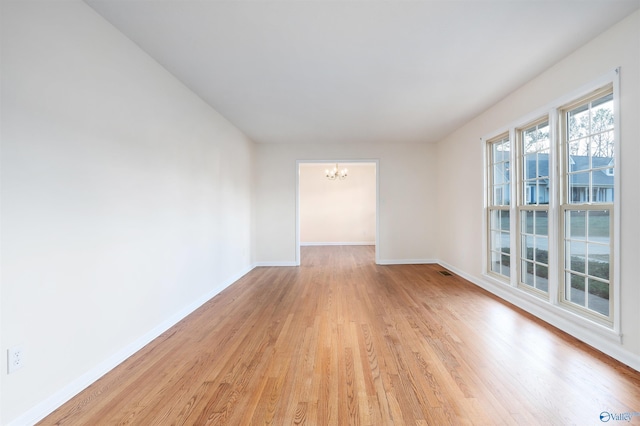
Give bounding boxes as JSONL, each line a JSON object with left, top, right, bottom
{"left": 377, "top": 258, "right": 438, "bottom": 265}
{"left": 300, "top": 242, "right": 375, "bottom": 246}
{"left": 438, "top": 260, "right": 640, "bottom": 373}
{"left": 253, "top": 261, "right": 298, "bottom": 267}
{"left": 9, "top": 265, "right": 255, "bottom": 426}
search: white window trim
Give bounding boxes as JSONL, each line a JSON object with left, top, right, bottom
{"left": 482, "top": 68, "right": 621, "bottom": 339}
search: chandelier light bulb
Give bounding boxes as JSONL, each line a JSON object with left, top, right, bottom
{"left": 325, "top": 163, "right": 347, "bottom": 180}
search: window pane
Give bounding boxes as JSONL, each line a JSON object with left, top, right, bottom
{"left": 537, "top": 183, "right": 549, "bottom": 204}
{"left": 537, "top": 152, "right": 549, "bottom": 178}
{"left": 523, "top": 210, "right": 534, "bottom": 234}
{"left": 524, "top": 130, "right": 537, "bottom": 153}
{"left": 569, "top": 173, "right": 590, "bottom": 203}
{"left": 500, "top": 210, "right": 510, "bottom": 231}
{"left": 522, "top": 261, "right": 534, "bottom": 286}
{"left": 535, "top": 236, "right": 548, "bottom": 264}
{"left": 493, "top": 186, "right": 503, "bottom": 205}
{"left": 535, "top": 211, "right": 548, "bottom": 234}
{"left": 568, "top": 210, "right": 586, "bottom": 239}
{"left": 588, "top": 210, "right": 610, "bottom": 240}
{"left": 568, "top": 138, "right": 590, "bottom": 170}
{"left": 591, "top": 93, "right": 614, "bottom": 134}
{"left": 490, "top": 210, "right": 499, "bottom": 230}
{"left": 538, "top": 122, "right": 550, "bottom": 148}
{"left": 492, "top": 139, "right": 510, "bottom": 161}
{"left": 588, "top": 251, "right": 609, "bottom": 280}
{"left": 567, "top": 241, "right": 586, "bottom": 273}
{"left": 568, "top": 105, "right": 589, "bottom": 141}
{"left": 524, "top": 154, "right": 537, "bottom": 179}
{"left": 491, "top": 231, "right": 502, "bottom": 251}
{"left": 567, "top": 273, "right": 585, "bottom": 306}
{"left": 492, "top": 251, "right": 511, "bottom": 277}
{"left": 523, "top": 235, "right": 534, "bottom": 261}
{"left": 523, "top": 122, "right": 550, "bottom": 153}
{"left": 493, "top": 143, "right": 503, "bottom": 163}
{"left": 523, "top": 181, "right": 547, "bottom": 205}
{"left": 491, "top": 210, "right": 509, "bottom": 231}
{"left": 536, "top": 264, "right": 549, "bottom": 292}
{"left": 591, "top": 132, "right": 614, "bottom": 160}
{"left": 491, "top": 251, "right": 502, "bottom": 274}
{"left": 523, "top": 181, "right": 534, "bottom": 205}
{"left": 500, "top": 232, "right": 510, "bottom": 253}
{"left": 503, "top": 184, "right": 511, "bottom": 205}
{"left": 588, "top": 278, "right": 609, "bottom": 316}
{"left": 493, "top": 163, "right": 506, "bottom": 185}
{"left": 501, "top": 253, "right": 511, "bottom": 277}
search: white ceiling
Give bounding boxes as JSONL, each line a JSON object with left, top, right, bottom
{"left": 86, "top": 0, "right": 639, "bottom": 145}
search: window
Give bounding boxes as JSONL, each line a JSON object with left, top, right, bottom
{"left": 487, "top": 135, "right": 511, "bottom": 278}
{"left": 518, "top": 119, "right": 550, "bottom": 294}
{"left": 484, "top": 77, "right": 617, "bottom": 329}
{"left": 560, "top": 89, "right": 614, "bottom": 321}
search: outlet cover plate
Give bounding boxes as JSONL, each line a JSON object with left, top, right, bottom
{"left": 8, "top": 347, "right": 24, "bottom": 374}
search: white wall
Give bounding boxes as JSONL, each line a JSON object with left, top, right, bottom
{"left": 255, "top": 143, "right": 438, "bottom": 265}
{"left": 299, "top": 163, "right": 376, "bottom": 245}
{"left": 0, "top": 1, "right": 255, "bottom": 423}
{"left": 436, "top": 11, "right": 640, "bottom": 366}
{"left": 2, "top": 1, "right": 638, "bottom": 424}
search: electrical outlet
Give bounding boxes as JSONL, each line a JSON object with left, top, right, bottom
{"left": 7, "top": 347, "right": 24, "bottom": 374}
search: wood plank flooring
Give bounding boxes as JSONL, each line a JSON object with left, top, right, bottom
{"left": 40, "top": 246, "right": 640, "bottom": 425}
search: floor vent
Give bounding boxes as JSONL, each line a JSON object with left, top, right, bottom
{"left": 438, "top": 270, "right": 453, "bottom": 276}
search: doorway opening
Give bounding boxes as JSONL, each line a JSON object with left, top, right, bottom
{"left": 296, "top": 160, "right": 379, "bottom": 265}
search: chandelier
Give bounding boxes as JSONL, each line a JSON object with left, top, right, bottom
{"left": 325, "top": 163, "right": 348, "bottom": 180}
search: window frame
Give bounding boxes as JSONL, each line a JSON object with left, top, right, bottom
{"left": 515, "top": 117, "right": 553, "bottom": 298}
{"left": 558, "top": 85, "right": 616, "bottom": 326}
{"left": 482, "top": 69, "right": 620, "bottom": 334}
{"left": 486, "top": 134, "right": 513, "bottom": 281}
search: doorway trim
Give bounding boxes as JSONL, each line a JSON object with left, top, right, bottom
{"left": 295, "top": 159, "right": 380, "bottom": 266}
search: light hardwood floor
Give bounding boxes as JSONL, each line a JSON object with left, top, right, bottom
{"left": 41, "top": 246, "right": 640, "bottom": 425}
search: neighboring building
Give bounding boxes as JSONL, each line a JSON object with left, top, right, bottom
{"left": 518, "top": 154, "right": 614, "bottom": 204}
